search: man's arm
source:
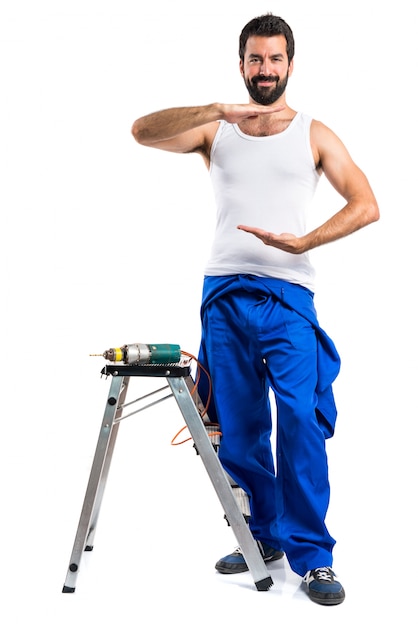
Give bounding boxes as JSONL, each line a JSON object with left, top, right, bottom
{"left": 238, "top": 120, "right": 380, "bottom": 253}
{"left": 131, "top": 102, "right": 286, "bottom": 165}
{"left": 131, "top": 105, "right": 222, "bottom": 160}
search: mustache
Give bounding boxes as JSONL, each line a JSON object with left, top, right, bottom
{"left": 251, "top": 75, "right": 279, "bottom": 86}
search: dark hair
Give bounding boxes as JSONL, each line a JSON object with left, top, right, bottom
{"left": 239, "top": 13, "right": 295, "bottom": 63}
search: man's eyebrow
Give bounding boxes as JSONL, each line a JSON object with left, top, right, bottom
{"left": 248, "top": 52, "right": 285, "bottom": 59}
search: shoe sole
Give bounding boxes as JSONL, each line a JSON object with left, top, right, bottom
{"left": 308, "top": 590, "right": 345, "bottom": 606}
{"left": 215, "top": 551, "right": 284, "bottom": 574}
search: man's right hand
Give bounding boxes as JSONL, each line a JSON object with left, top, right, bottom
{"left": 220, "top": 102, "right": 285, "bottom": 124}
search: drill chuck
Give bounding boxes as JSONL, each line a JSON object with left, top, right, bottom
{"left": 101, "top": 343, "right": 181, "bottom": 365}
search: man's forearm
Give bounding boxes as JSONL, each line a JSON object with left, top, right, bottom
{"left": 131, "top": 104, "right": 222, "bottom": 146}
{"left": 302, "top": 197, "right": 380, "bottom": 252}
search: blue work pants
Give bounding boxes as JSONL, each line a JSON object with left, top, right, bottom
{"left": 199, "top": 275, "right": 336, "bottom": 576}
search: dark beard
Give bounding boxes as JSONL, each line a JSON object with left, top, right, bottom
{"left": 244, "top": 73, "right": 289, "bottom": 105}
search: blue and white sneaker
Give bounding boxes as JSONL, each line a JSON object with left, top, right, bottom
{"left": 215, "top": 541, "right": 284, "bottom": 574}
{"left": 303, "top": 567, "right": 345, "bottom": 605}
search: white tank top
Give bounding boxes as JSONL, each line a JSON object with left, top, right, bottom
{"left": 205, "top": 112, "right": 320, "bottom": 291}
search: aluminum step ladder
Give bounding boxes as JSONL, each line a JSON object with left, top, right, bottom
{"left": 62, "top": 363, "right": 273, "bottom": 593}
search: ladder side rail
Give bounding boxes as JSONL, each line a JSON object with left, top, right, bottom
{"left": 168, "top": 377, "right": 273, "bottom": 591}
{"left": 85, "top": 375, "right": 130, "bottom": 548}
{"left": 62, "top": 375, "right": 128, "bottom": 592}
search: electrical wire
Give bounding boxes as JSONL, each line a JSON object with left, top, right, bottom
{"left": 170, "top": 351, "right": 221, "bottom": 446}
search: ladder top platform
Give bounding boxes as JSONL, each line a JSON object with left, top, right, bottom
{"left": 101, "top": 364, "right": 191, "bottom": 378}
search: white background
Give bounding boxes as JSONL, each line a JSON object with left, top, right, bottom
{"left": 1, "top": 1, "right": 417, "bottom": 624}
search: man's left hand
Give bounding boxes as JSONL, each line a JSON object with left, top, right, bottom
{"left": 237, "top": 225, "right": 306, "bottom": 254}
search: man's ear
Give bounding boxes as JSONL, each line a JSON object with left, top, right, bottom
{"left": 239, "top": 59, "right": 244, "bottom": 77}
{"left": 288, "top": 59, "right": 294, "bottom": 77}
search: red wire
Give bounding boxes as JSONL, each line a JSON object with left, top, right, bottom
{"left": 170, "top": 351, "right": 218, "bottom": 445}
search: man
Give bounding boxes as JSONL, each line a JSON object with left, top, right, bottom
{"left": 131, "top": 14, "right": 379, "bottom": 606}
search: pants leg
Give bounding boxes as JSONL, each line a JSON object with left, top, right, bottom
{"left": 200, "top": 289, "right": 281, "bottom": 545}
{"left": 261, "top": 297, "right": 336, "bottom": 576}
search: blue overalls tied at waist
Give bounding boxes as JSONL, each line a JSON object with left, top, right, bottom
{"left": 197, "top": 274, "right": 341, "bottom": 439}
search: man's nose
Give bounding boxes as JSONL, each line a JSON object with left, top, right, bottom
{"left": 259, "top": 58, "right": 271, "bottom": 75}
